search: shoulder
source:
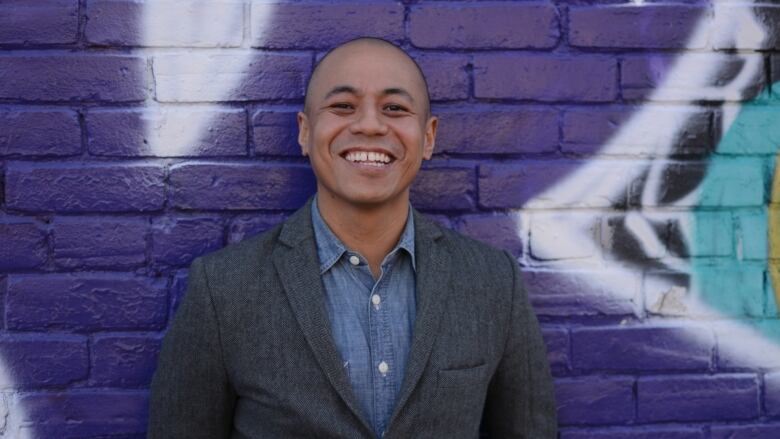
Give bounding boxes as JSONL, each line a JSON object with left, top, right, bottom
{"left": 418, "top": 213, "right": 516, "bottom": 278}
{"left": 195, "top": 221, "right": 284, "bottom": 279}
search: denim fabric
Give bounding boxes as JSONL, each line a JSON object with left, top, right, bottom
{"left": 311, "top": 199, "right": 416, "bottom": 438}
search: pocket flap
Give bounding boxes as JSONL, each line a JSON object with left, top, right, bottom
{"left": 437, "top": 363, "right": 488, "bottom": 388}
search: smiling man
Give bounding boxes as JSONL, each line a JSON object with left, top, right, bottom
{"left": 148, "top": 37, "right": 556, "bottom": 439}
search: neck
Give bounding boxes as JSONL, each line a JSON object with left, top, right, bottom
{"left": 316, "top": 191, "right": 410, "bottom": 278}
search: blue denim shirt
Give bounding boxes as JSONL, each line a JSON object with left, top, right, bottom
{"left": 311, "top": 198, "right": 416, "bottom": 438}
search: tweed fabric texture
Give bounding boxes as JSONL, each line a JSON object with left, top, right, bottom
{"left": 148, "top": 199, "right": 557, "bottom": 438}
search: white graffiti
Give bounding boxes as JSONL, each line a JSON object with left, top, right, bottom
{"left": 142, "top": 0, "right": 273, "bottom": 157}
{"left": 524, "top": 1, "right": 780, "bottom": 367}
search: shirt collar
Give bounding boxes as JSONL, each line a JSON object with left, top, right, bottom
{"left": 311, "top": 197, "right": 416, "bottom": 275}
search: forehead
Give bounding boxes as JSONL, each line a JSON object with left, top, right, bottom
{"left": 310, "top": 43, "right": 426, "bottom": 101}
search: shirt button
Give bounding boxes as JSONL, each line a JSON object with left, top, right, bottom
{"left": 371, "top": 294, "right": 381, "bottom": 307}
{"left": 349, "top": 255, "right": 360, "bottom": 266}
{"left": 378, "top": 361, "right": 389, "bottom": 375}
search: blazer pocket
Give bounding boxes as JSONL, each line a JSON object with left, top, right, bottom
{"left": 437, "top": 363, "right": 488, "bottom": 388}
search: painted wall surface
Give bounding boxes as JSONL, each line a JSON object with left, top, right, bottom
{"left": 0, "top": 0, "right": 779, "bottom": 437}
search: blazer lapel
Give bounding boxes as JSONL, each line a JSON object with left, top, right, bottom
{"left": 388, "top": 210, "right": 451, "bottom": 427}
{"left": 272, "top": 200, "right": 373, "bottom": 434}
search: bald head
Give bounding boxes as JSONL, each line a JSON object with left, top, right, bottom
{"left": 303, "top": 37, "right": 431, "bottom": 117}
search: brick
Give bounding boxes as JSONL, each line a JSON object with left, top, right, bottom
{"left": 154, "top": 53, "right": 310, "bottom": 102}
{"left": 569, "top": 5, "right": 706, "bottom": 49}
{"left": 435, "top": 107, "right": 558, "bottom": 155}
{"left": 250, "top": 2, "right": 403, "bottom": 49}
{"left": 18, "top": 391, "right": 148, "bottom": 437}
{"left": 713, "top": 5, "right": 780, "bottom": 50}
{"left": 474, "top": 55, "right": 617, "bottom": 102}
{"left": 87, "top": 107, "right": 247, "bottom": 157}
{"left": 645, "top": 265, "right": 765, "bottom": 318}
{"left": 555, "top": 377, "right": 635, "bottom": 425}
{"left": 91, "top": 335, "right": 163, "bottom": 387}
{"left": 669, "top": 211, "right": 733, "bottom": 258}
{"left": 7, "top": 274, "right": 167, "bottom": 331}
{"left": 561, "top": 106, "right": 711, "bottom": 156}
{"left": 0, "top": 110, "right": 81, "bottom": 157}
{"left": 601, "top": 213, "right": 669, "bottom": 261}
{"left": 701, "top": 157, "right": 765, "bottom": 207}
{"left": 714, "top": 321, "right": 780, "bottom": 369}
{"left": 541, "top": 327, "right": 569, "bottom": 375}
{"left": 409, "top": 3, "right": 558, "bottom": 49}
{"left": 228, "top": 213, "right": 288, "bottom": 244}
{"left": 6, "top": 163, "right": 165, "bottom": 213}
{"left": 0, "top": 0, "right": 78, "bottom": 45}
{"left": 52, "top": 217, "right": 147, "bottom": 269}
{"left": 716, "top": 104, "right": 780, "bottom": 155}
{"left": 480, "top": 160, "right": 633, "bottom": 209}
{"left": 711, "top": 425, "right": 780, "bottom": 439}
{"left": 0, "top": 277, "right": 5, "bottom": 327}
{"left": 479, "top": 161, "right": 569, "bottom": 209}
{"left": 627, "top": 162, "right": 705, "bottom": 209}
{"left": 561, "top": 427, "right": 704, "bottom": 439}
{"left": 638, "top": 374, "right": 759, "bottom": 422}
{"left": 0, "top": 335, "right": 87, "bottom": 388}
{"left": 525, "top": 270, "right": 640, "bottom": 317}
{"left": 628, "top": 158, "right": 764, "bottom": 208}
{"left": 86, "top": 0, "right": 243, "bottom": 47}
{"left": 530, "top": 212, "right": 600, "bottom": 261}
{"left": 773, "top": 57, "right": 780, "bottom": 100}
{"left": 621, "top": 54, "right": 765, "bottom": 102}
{"left": 415, "top": 54, "right": 469, "bottom": 102}
{"left": 410, "top": 165, "right": 476, "bottom": 211}
{"left": 251, "top": 109, "right": 299, "bottom": 156}
{"left": 169, "top": 163, "right": 315, "bottom": 211}
{"left": 766, "top": 371, "right": 780, "bottom": 416}
{"left": 0, "top": 55, "right": 146, "bottom": 102}
{"left": 572, "top": 326, "right": 712, "bottom": 371}
{"left": 455, "top": 213, "right": 523, "bottom": 258}
{"left": 151, "top": 216, "right": 224, "bottom": 267}
{"left": 0, "top": 221, "right": 47, "bottom": 270}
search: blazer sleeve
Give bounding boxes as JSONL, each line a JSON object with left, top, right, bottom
{"left": 482, "top": 251, "right": 557, "bottom": 438}
{"left": 147, "top": 257, "right": 236, "bottom": 438}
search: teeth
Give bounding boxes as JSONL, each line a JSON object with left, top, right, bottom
{"left": 345, "top": 150, "right": 391, "bottom": 165}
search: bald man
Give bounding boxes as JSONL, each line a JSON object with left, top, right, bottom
{"left": 148, "top": 37, "right": 556, "bottom": 439}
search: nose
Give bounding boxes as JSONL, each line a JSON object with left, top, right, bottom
{"left": 349, "top": 105, "right": 388, "bottom": 136}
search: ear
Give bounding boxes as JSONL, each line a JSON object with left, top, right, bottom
{"left": 297, "top": 111, "right": 310, "bottom": 156}
{"left": 422, "top": 116, "right": 438, "bottom": 160}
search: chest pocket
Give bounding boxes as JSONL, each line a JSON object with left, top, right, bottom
{"left": 437, "top": 363, "right": 488, "bottom": 388}
{"left": 424, "top": 363, "right": 490, "bottom": 438}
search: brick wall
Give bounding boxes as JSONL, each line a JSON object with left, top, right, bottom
{"left": 1, "top": 0, "right": 779, "bottom": 437}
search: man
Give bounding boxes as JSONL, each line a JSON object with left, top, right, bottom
{"left": 148, "top": 37, "right": 556, "bottom": 438}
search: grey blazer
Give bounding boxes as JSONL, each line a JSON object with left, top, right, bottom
{"left": 148, "top": 201, "right": 557, "bottom": 439}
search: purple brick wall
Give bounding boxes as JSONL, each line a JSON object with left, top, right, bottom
{"left": 1, "top": 0, "right": 779, "bottom": 437}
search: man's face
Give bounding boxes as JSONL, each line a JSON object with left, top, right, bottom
{"left": 297, "top": 43, "right": 437, "bottom": 210}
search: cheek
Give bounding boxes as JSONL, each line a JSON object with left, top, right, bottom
{"left": 312, "top": 123, "right": 350, "bottom": 155}
{"left": 402, "top": 120, "right": 428, "bottom": 143}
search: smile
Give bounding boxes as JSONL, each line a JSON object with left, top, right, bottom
{"left": 343, "top": 150, "right": 394, "bottom": 167}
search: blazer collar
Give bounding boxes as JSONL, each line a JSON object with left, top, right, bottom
{"left": 274, "top": 197, "right": 451, "bottom": 434}
{"left": 274, "top": 198, "right": 373, "bottom": 434}
{"left": 387, "top": 208, "right": 450, "bottom": 429}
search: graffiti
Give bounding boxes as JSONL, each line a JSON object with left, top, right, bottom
{"left": 526, "top": 1, "right": 780, "bottom": 367}
{"left": 2, "top": 0, "right": 780, "bottom": 436}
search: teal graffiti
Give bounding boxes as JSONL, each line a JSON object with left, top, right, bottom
{"left": 692, "top": 81, "right": 780, "bottom": 343}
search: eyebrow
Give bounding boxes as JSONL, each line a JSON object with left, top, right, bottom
{"left": 323, "top": 85, "right": 415, "bottom": 102}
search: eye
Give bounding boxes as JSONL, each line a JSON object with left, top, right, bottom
{"left": 384, "top": 103, "right": 408, "bottom": 113}
{"left": 329, "top": 102, "right": 354, "bottom": 112}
